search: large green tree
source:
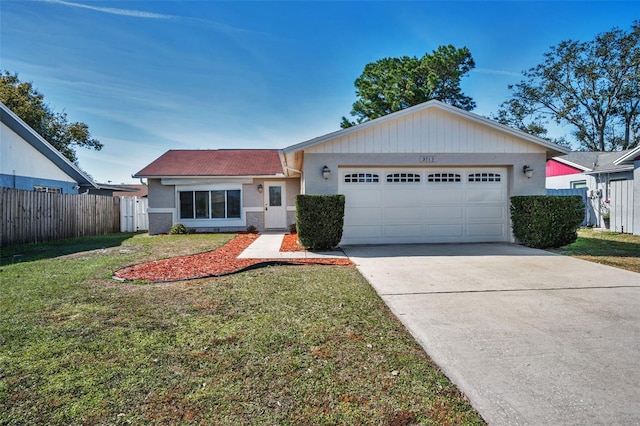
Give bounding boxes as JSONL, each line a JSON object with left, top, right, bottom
{"left": 0, "top": 71, "right": 102, "bottom": 163}
{"left": 341, "top": 45, "right": 476, "bottom": 128}
{"left": 494, "top": 21, "right": 640, "bottom": 152}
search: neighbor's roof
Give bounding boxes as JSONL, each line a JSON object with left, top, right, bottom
{"left": 0, "top": 102, "right": 97, "bottom": 188}
{"left": 112, "top": 184, "right": 148, "bottom": 198}
{"left": 552, "top": 149, "right": 636, "bottom": 175}
{"left": 134, "top": 149, "right": 284, "bottom": 178}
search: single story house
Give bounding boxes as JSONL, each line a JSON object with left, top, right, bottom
{"left": 135, "top": 100, "right": 569, "bottom": 244}
{"left": 0, "top": 102, "right": 97, "bottom": 194}
{"left": 546, "top": 148, "right": 639, "bottom": 231}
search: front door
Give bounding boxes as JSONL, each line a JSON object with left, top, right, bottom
{"left": 264, "top": 181, "right": 287, "bottom": 229}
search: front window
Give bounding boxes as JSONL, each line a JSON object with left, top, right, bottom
{"left": 34, "top": 185, "right": 62, "bottom": 193}
{"left": 179, "top": 190, "right": 241, "bottom": 219}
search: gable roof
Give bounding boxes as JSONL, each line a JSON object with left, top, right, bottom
{"left": 552, "top": 149, "right": 636, "bottom": 175}
{"left": 134, "top": 149, "right": 284, "bottom": 178}
{"left": 0, "top": 102, "right": 97, "bottom": 188}
{"left": 282, "top": 100, "right": 570, "bottom": 156}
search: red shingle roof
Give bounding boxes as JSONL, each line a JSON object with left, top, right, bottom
{"left": 134, "top": 149, "right": 283, "bottom": 177}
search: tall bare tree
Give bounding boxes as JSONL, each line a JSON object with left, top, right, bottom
{"left": 495, "top": 21, "right": 639, "bottom": 151}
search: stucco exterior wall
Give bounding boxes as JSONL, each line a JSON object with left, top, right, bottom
{"left": 149, "top": 212, "right": 173, "bottom": 235}
{"left": 148, "top": 179, "right": 175, "bottom": 208}
{"left": 303, "top": 152, "right": 547, "bottom": 198}
{"left": 146, "top": 178, "right": 300, "bottom": 234}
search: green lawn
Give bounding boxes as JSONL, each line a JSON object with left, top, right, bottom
{"left": 0, "top": 234, "right": 484, "bottom": 425}
{"left": 553, "top": 228, "right": 640, "bottom": 273}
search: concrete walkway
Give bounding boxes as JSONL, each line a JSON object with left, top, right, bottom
{"left": 237, "top": 233, "right": 347, "bottom": 259}
{"left": 343, "top": 243, "right": 640, "bottom": 426}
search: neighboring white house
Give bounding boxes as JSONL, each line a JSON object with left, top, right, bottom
{"left": 0, "top": 102, "right": 97, "bottom": 194}
{"left": 546, "top": 148, "right": 639, "bottom": 233}
{"left": 136, "top": 100, "right": 569, "bottom": 244}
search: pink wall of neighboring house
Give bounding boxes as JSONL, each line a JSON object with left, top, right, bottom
{"left": 546, "top": 159, "right": 582, "bottom": 177}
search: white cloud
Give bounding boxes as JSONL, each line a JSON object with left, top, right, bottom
{"left": 43, "top": 0, "right": 176, "bottom": 19}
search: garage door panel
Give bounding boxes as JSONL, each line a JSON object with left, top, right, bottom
{"left": 425, "top": 206, "right": 464, "bottom": 221}
{"left": 466, "top": 188, "right": 505, "bottom": 203}
{"left": 344, "top": 207, "right": 381, "bottom": 226}
{"left": 467, "top": 223, "right": 506, "bottom": 238}
{"left": 425, "top": 224, "right": 464, "bottom": 238}
{"left": 385, "top": 189, "right": 426, "bottom": 206}
{"left": 383, "top": 224, "right": 425, "bottom": 238}
{"left": 383, "top": 207, "right": 424, "bottom": 223}
{"left": 343, "top": 225, "right": 382, "bottom": 239}
{"left": 340, "top": 167, "right": 508, "bottom": 244}
{"left": 345, "top": 189, "right": 381, "bottom": 206}
{"left": 467, "top": 205, "right": 505, "bottom": 221}
{"left": 427, "top": 188, "right": 464, "bottom": 203}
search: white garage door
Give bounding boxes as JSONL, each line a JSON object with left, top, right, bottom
{"left": 339, "top": 168, "right": 509, "bottom": 244}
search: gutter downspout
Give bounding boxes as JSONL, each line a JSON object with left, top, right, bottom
{"left": 279, "top": 149, "right": 305, "bottom": 194}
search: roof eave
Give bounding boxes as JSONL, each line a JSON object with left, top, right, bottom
{"left": 584, "top": 165, "right": 634, "bottom": 175}
{"left": 133, "top": 174, "right": 286, "bottom": 179}
{"left": 614, "top": 146, "right": 640, "bottom": 165}
{"left": 549, "top": 157, "right": 592, "bottom": 172}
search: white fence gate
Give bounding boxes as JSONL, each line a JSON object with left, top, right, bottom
{"left": 120, "top": 197, "right": 148, "bottom": 232}
{"left": 610, "top": 180, "right": 634, "bottom": 234}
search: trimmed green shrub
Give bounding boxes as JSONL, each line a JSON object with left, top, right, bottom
{"left": 511, "top": 195, "right": 584, "bottom": 249}
{"left": 246, "top": 225, "right": 259, "bottom": 234}
{"left": 169, "top": 223, "right": 188, "bottom": 235}
{"left": 296, "top": 194, "right": 345, "bottom": 250}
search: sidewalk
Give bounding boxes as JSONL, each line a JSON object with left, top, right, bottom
{"left": 237, "top": 233, "right": 347, "bottom": 259}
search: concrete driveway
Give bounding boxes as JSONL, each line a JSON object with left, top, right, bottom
{"left": 343, "top": 243, "right": 640, "bottom": 425}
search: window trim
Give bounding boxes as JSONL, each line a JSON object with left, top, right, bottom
{"left": 427, "top": 173, "right": 461, "bottom": 183}
{"left": 468, "top": 172, "right": 501, "bottom": 183}
{"left": 177, "top": 187, "right": 243, "bottom": 221}
{"left": 386, "top": 172, "right": 421, "bottom": 183}
{"left": 344, "top": 173, "right": 380, "bottom": 183}
{"left": 34, "top": 185, "right": 62, "bottom": 193}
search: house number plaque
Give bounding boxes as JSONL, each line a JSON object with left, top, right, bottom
{"left": 420, "top": 156, "right": 436, "bottom": 163}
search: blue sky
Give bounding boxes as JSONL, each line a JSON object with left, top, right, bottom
{"left": 1, "top": 1, "right": 637, "bottom": 184}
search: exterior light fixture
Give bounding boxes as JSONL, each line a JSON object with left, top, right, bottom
{"left": 523, "top": 165, "right": 533, "bottom": 179}
{"left": 257, "top": 183, "right": 263, "bottom": 193}
{"left": 322, "top": 165, "right": 331, "bottom": 180}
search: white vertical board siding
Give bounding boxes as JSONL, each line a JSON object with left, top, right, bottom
{"left": 1, "top": 121, "right": 77, "bottom": 182}
{"left": 305, "top": 109, "right": 543, "bottom": 155}
{"left": 610, "top": 180, "right": 634, "bottom": 234}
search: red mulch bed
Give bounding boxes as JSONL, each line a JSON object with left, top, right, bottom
{"left": 114, "top": 233, "right": 352, "bottom": 283}
{"left": 280, "top": 233, "right": 306, "bottom": 252}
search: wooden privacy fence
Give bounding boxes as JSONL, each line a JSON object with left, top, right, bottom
{"left": 1, "top": 187, "right": 121, "bottom": 247}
